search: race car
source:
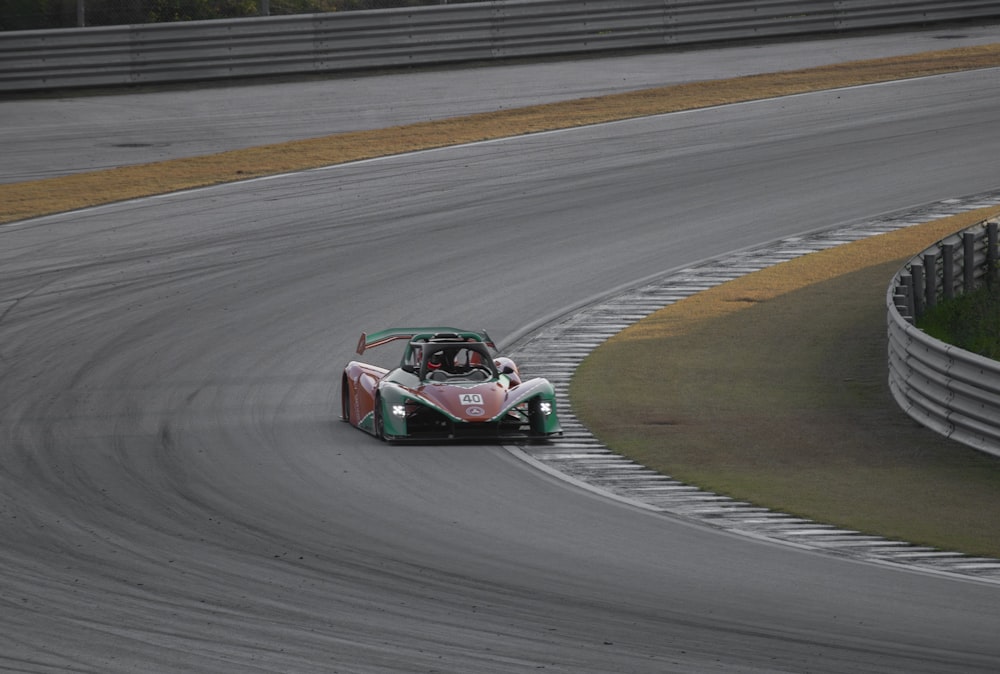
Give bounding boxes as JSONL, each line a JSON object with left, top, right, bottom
{"left": 341, "top": 327, "right": 562, "bottom": 442}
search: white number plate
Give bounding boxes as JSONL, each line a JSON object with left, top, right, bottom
{"left": 459, "top": 393, "right": 483, "bottom": 405}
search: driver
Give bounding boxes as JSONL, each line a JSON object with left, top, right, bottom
{"left": 494, "top": 356, "right": 521, "bottom": 386}
{"left": 427, "top": 352, "right": 446, "bottom": 372}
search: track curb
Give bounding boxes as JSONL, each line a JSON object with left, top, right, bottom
{"left": 506, "top": 188, "right": 1000, "bottom": 585}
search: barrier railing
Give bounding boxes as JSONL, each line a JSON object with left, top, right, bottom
{"left": 887, "top": 218, "right": 1000, "bottom": 457}
{"left": 3, "top": 0, "right": 1000, "bottom": 92}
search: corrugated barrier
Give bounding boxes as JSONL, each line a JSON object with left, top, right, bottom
{"left": 3, "top": 0, "right": 1000, "bottom": 92}
{"left": 888, "top": 218, "right": 1000, "bottom": 458}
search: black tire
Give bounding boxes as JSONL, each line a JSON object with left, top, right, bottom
{"left": 373, "top": 395, "right": 385, "bottom": 440}
{"left": 528, "top": 397, "right": 544, "bottom": 435}
{"left": 341, "top": 377, "right": 351, "bottom": 422}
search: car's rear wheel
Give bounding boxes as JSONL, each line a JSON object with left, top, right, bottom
{"left": 341, "top": 377, "right": 351, "bottom": 422}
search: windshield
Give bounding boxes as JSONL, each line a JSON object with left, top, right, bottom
{"left": 421, "top": 343, "right": 497, "bottom": 382}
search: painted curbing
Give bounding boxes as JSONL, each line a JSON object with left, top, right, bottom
{"left": 506, "top": 187, "right": 1000, "bottom": 584}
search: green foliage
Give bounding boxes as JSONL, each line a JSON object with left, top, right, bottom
{"left": 268, "top": 0, "right": 340, "bottom": 15}
{"left": 918, "top": 280, "right": 1000, "bottom": 360}
{"left": 2, "top": 0, "right": 460, "bottom": 28}
{"left": 0, "top": 0, "right": 78, "bottom": 29}
{"left": 146, "top": 0, "right": 255, "bottom": 22}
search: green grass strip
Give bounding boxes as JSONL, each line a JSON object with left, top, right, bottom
{"left": 572, "top": 208, "right": 1000, "bottom": 557}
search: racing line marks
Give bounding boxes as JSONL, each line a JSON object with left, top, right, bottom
{"left": 507, "top": 188, "right": 1000, "bottom": 584}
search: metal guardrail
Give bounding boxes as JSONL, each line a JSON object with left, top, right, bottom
{"left": 887, "top": 218, "right": 1000, "bottom": 458}
{"left": 3, "top": 0, "right": 1000, "bottom": 92}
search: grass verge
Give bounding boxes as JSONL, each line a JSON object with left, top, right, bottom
{"left": 919, "top": 282, "right": 1000, "bottom": 360}
{"left": 571, "top": 207, "right": 1000, "bottom": 558}
{"left": 4, "top": 43, "right": 1000, "bottom": 224}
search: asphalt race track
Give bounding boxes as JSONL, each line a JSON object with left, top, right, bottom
{"left": 5, "top": 23, "right": 1000, "bottom": 184}
{"left": 3, "top": 28, "right": 1000, "bottom": 673}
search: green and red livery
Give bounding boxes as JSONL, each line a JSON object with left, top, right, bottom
{"left": 341, "top": 327, "right": 562, "bottom": 442}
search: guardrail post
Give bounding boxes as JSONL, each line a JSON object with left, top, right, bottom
{"left": 893, "top": 292, "right": 912, "bottom": 323}
{"left": 923, "top": 251, "right": 938, "bottom": 309}
{"left": 911, "top": 262, "right": 925, "bottom": 319}
{"left": 899, "top": 273, "right": 915, "bottom": 323}
{"left": 988, "top": 221, "right": 999, "bottom": 285}
{"left": 963, "top": 231, "right": 976, "bottom": 292}
{"left": 942, "top": 242, "right": 956, "bottom": 300}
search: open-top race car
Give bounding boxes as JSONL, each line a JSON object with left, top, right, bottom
{"left": 341, "top": 327, "right": 562, "bottom": 442}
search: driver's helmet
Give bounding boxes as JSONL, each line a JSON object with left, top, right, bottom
{"left": 494, "top": 357, "right": 519, "bottom": 377}
{"left": 427, "top": 352, "right": 444, "bottom": 370}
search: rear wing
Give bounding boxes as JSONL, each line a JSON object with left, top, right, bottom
{"left": 356, "top": 327, "right": 495, "bottom": 355}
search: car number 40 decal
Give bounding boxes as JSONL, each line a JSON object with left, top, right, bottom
{"left": 459, "top": 393, "right": 483, "bottom": 405}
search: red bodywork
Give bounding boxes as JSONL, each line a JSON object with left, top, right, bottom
{"left": 341, "top": 361, "right": 386, "bottom": 428}
{"left": 341, "top": 327, "right": 561, "bottom": 441}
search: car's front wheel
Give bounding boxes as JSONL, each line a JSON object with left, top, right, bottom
{"left": 373, "top": 395, "right": 385, "bottom": 440}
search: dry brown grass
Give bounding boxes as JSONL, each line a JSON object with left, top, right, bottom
{"left": 4, "top": 43, "right": 1000, "bottom": 224}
